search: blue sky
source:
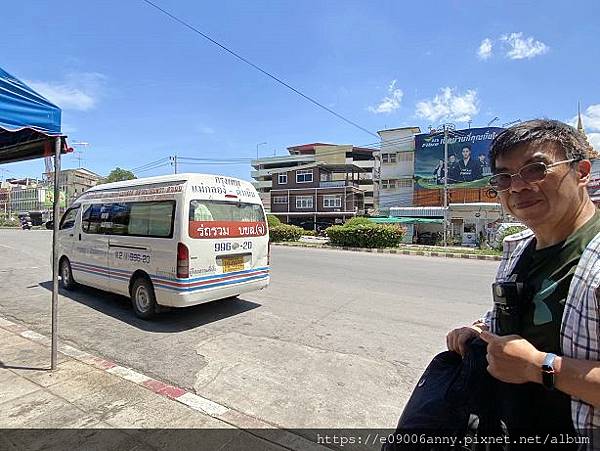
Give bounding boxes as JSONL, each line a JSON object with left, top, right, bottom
{"left": 2, "top": 0, "right": 599, "bottom": 181}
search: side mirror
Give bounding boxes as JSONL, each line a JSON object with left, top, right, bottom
{"left": 46, "top": 221, "right": 54, "bottom": 230}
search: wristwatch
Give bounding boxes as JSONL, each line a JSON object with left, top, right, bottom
{"left": 541, "top": 353, "right": 557, "bottom": 390}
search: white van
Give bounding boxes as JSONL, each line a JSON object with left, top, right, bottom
{"left": 56, "top": 173, "right": 270, "bottom": 319}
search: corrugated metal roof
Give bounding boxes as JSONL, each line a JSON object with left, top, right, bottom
{"left": 390, "top": 207, "right": 446, "bottom": 217}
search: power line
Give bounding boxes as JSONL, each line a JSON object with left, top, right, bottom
{"left": 130, "top": 157, "right": 170, "bottom": 172}
{"left": 127, "top": 127, "right": 486, "bottom": 175}
{"left": 132, "top": 162, "right": 172, "bottom": 174}
{"left": 141, "top": 0, "right": 378, "bottom": 138}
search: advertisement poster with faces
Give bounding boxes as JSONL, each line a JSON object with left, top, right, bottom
{"left": 414, "top": 127, "right": 504, "bottom": 190}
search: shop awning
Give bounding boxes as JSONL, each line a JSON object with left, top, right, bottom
{"left": 0, "top": 66, "right": 67, "bottom": 371}
{"left": 0, "top": 67, "right": 69, "bottom": 163}
{"left": 368, "top": 217, "right": 443, "bottom": 224}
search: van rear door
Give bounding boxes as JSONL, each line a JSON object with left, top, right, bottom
{"left": 187, "top": 199, "right": 267, "bottom": 276}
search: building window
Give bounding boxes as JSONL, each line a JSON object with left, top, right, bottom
{"left": 278, "top": 173, "right": 288, "bottom": 185}
{"left": 323, "top": 195, "right": 342, "bottom": 208}
{"left": 296, "top": 196, "right": 313, "bottom": 209}
{"left": 381, "top": 179, "right": 392, "bottom": 189}
{"left": 397, "top": 152, "right": 413, "bottom": 162}
{"left": 381, "top": 153, "right": 397, "bottom": 164}
{"left": 296, "top": 170, "right": 313, "bottom": 184}
{"left": 273, "top": 196, "right": 288, "bottom": 204}
{"left": 381, "top": 179, "right": 412, "bottom": 189}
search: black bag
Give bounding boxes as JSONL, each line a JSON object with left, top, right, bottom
{"left": 384, "top": 338, "right": 502, "bottom": 450}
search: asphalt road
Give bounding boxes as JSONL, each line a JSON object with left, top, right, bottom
{"left": 0, "top": 229, "right": 499, "bottom": 429}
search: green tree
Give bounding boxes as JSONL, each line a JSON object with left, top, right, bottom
{"left": 101, "top": 167, "right": 136, "bottom": 184}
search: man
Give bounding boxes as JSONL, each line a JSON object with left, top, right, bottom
{"left": 479, "top": 153, "right": 492, "bottom": 176}
{"left": 447, "top": 154, "right": 460, "bottom": 184}
{"left": 457, "top": 145, "right": 482, "bottom": 182}
{"left": 446, "top": 120, "right": 600, "bottom": 448}
{"left": 433, "top": 159, "right": 445, "bottom": 184}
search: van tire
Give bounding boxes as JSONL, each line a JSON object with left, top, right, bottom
{"left": 60, "top": 258, "right": 76, "bottom": 290}
{"left": 131, "top": 277, "right": 157, "bottom": 320}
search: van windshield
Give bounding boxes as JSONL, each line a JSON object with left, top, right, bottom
{"left": 189, "top": 200, "right": 266, "bottom": 239}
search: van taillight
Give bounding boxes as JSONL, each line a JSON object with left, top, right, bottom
{"left": 177, "top": 243, "right": 189, "bottom": 279}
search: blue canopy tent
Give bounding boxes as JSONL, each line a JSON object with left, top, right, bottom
{"left": 1, "top": 67, "right": 71, "bottom": 369}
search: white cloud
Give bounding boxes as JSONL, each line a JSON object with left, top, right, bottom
{"left": 501, "top": 32, "right": 549, "bottom": 60}
{"left": 200, "top": 126, "right": 215, "bottom": 135}
{"left": 368, "top": 80, "right": 404, "bottom": 114}
{"left": 415, "top": 87, "right": 479, "bottom": 123}
{"left": 588, "top": 133, "right": 600, "bottom": 152}
{"left": 477, "top": 38, "right": 493, "bottom": 60}
{"left": 580, "top": 104, "right": 600, "bottom": 130}
{"left": 26, "top": 72, "right": 106, "bottom": 111}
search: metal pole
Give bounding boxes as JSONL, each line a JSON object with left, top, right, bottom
{"left": 443, "top": 126, "right": 449, "bottom": 247}
{"left": 174, "top": 155, "right": 178, "bottom": 174}
{"left": 256, "top": 142, "right": 266, "bottom": 161}
{"left": 51, "top": 138, "right": 61, "bottom": 370}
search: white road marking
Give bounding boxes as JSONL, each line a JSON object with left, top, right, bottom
{"left": 177, "top": 392, "right": 230, "bottom": 416}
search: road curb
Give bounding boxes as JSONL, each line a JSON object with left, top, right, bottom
{"left": 0, "top": 314, "right": 326, "bottom": 450}
{"left": 272, "top": 242, "right": 501, "bottom": 261}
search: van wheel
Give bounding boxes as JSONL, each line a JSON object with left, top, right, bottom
{"left": 60, "top": 258, "right": 76, "bottom": 290}
{"left": 131, "top": 277, "right": 157, "bottom": 320}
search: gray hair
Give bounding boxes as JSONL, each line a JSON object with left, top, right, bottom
{"left": 489, "top": 119, "right": 591, "bottom": 172}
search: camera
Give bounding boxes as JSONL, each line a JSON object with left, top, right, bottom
{"left": 492, "top": 275, "right": 529, "bottom": 335}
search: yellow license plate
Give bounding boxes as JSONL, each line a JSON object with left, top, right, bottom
{"left": 222, "top": 256, "right": 245, "bottom": 273}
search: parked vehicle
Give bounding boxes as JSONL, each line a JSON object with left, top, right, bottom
{"left": 491, "top": 222, "right": 527, "bottom": 248}
{"left": 19, "top": 215, "right": 32, "bottom": 230}
{"left": 56, "top": 174, "right": 270, "bottom": 319}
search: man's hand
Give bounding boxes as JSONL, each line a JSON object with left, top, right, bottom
{"left": 446, "top": 325, "right": 484, "bottom": 357}
{"left": 480, "top": 331, "right": 545, "bottom": 384}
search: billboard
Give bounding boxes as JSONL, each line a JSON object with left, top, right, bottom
{"left": 414, "top": 127, "right": 504, "bottom": 189}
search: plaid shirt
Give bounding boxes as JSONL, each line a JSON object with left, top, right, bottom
{"left": 483, "top": 228, "right": 600, "bottom": 441}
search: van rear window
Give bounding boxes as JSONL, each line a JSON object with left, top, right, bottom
{"left": 189, "top": 200, "right": 266, "bottom": 239}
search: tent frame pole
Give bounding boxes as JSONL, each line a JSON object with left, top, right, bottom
{"left": 51, "top": 138, "right": 61, "bottom": 370}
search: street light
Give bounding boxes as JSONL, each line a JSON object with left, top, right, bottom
{"left": 487, "top": 117, "right": 499, "bottom": 127}
{"left": 256, "top": 142, "right": 267, "bottom": 160}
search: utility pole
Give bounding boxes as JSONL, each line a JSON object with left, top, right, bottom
{"left": 170, "top": 155, "right": 178, "bottom": 174}
{"left": 443, "top": 126, "right": 449, "bottom": 247}
{"left": 441, "top": 123, "right": 455, "bottom": 247}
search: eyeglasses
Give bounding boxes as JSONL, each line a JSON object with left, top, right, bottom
{"left": 489, "top": 159, "right": 578, "bottom": 192}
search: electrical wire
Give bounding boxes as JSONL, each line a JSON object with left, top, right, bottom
{"left": 130, "top": 157, "right": 170, "bottom": 172}
{"left": 132, "top": 162, "right": 172, "bottom": 174}
{"left": 141, "top": 0, "right": 378, "bottom": 138}
{"left": 126, "top": 126, "right": 490, "bottom": 176}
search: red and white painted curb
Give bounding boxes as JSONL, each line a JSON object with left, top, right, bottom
{"left": 0, "top": 315, "right": 229, "bottom": 417}
{"left": 0, "top": 315, "right": 330, "bottom": 451}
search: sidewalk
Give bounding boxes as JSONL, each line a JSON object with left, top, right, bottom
{"left": 0, "top": 317, "right": 324, "bottom": 451}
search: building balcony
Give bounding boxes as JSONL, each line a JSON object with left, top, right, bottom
{"left": 251, "top": 180, "right": 272, "bottom": 190}
{"left": 319, "top": 181, "right": 359, "bottom": 188}
{"left": 251, "top": 154, "right": 314, "bottom": 169}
